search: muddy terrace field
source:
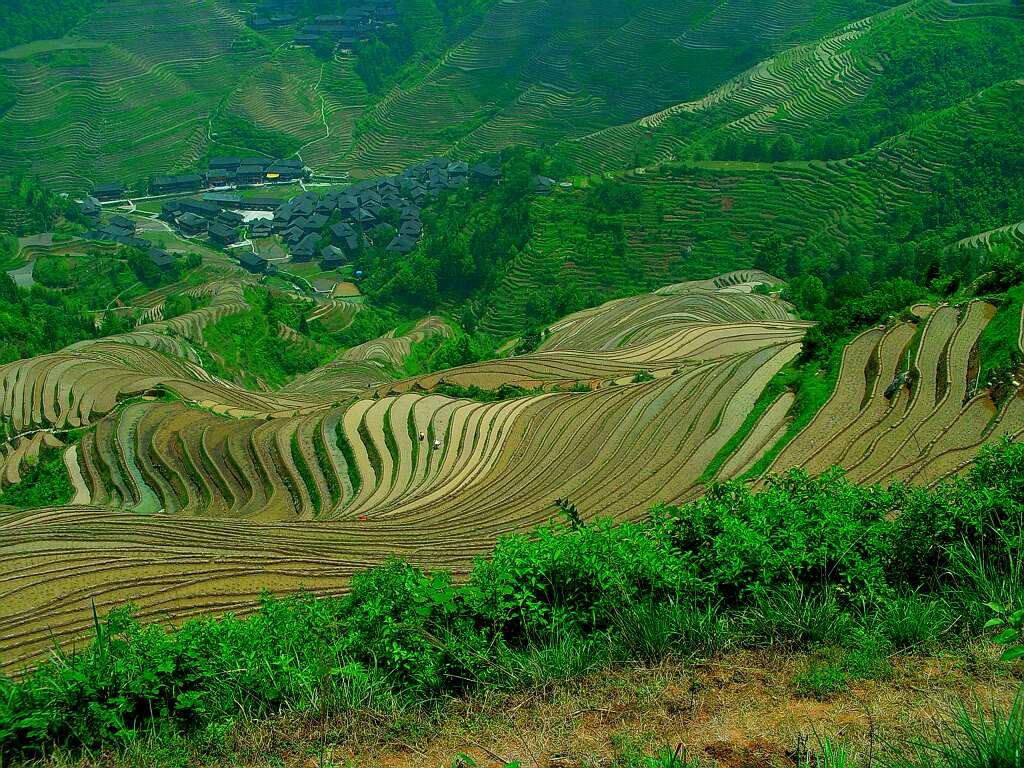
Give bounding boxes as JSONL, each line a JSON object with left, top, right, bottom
{"left": 1, "top": 271, "right": 1022, "bottom": 674}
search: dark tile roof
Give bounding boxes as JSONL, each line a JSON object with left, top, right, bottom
{"left": 386, "top": 234, "right": 418, "bottom": 253}
{"left": 108, "top": 214, "right": 134, "bottom": 229}
{"left": 149, "top": 248, "right": 175, "bottom": 267}
{"left": 208, "top": 222, "right": 239, "bottom": 242}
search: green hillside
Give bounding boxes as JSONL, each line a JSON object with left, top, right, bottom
{"left": 0, "top": 0, "right": 906, "bottom": 190}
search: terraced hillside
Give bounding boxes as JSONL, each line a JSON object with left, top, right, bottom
{"left": 478, "top": 73, "right": 1024, "bottom": 336}
{"left": 759, "top": 301, "right": 1024, "bottom": 487}
{"left": 0, "top": 0, "right": 903, "bottom": 189}
{"left": 0, "top": 274, "right": 808, "bottom": 670}
{"left": 3, "top": 271, "right": 1024, "bottom": 674}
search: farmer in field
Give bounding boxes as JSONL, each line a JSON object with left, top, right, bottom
{"left": 433, "top": 438, "right": 441, "bottom": 451}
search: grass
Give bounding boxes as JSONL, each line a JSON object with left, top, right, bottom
{"left": 19, "top": 651, "right": 1021, "bottom": 768}
{"left": 336, "top": 420, "right": 362, "bottom": 496}
{"left": 741, "top": 349, "right": 843, "bottom": 480}
{"left": 290, "top": 432, "right": 321, "bottom": 514}
{"left": 978, "top": 283, "right": 1024, "bottom": 389}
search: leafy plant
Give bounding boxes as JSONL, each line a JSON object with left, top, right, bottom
{"left": 984, "top": 603, "right": 1024, "bottom": 662}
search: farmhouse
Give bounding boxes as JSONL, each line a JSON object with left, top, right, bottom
{"left": 238, "top": 197, "right": 283, "bottom": 211}
{"left": 291, "top": 233, "right": 320, "bottom": 261}
{"left": 79, "top": 197, "right": 101, "bottom": 221}
{"left": 337, "top": 195, "right": 359, "bottom": 215}
{"left": 400, "top": 219, "right": 422, "bottom": 237}
{"left": 160, "top": 201, "right": 183, "bottom": 221}
{"left": 282, "top": 225, "right": 304, "bottom": 244}
{"left": 203, "top": 193, "right": 242, "bottom": 208}
{"left": 531, "top": 175, "right": 556, "bottom": 194}
{"left": 177, "top": 213, "right": 208, "bottom": 235}
{"left": 217, "top": 210, "right": 244, "bottom": 227}
{"left": 151, "top": 174, "right": 204, "bottom": 195}
{"left": 92, "top": 182, "right": 125, "bottom": 201}
{"left": 353, "top": 207, "right": 377, "bottom": 225}
{"left": 106, "top": 215, "right": 136, "bottom": 238}
{"left": 237, "top": 163, "right": 270, "bottom": 184}
{"left": 471, "top": 163, "right": 501, "bottom": 185}
{"left": 240, "top": 251, "right": 271, "bottom": 274}
{"left": 208, "top": 222, "right": 239, "bottom": 246}
{"left": 149, "top": 248, "right": 175, "bottom": 268}
{"left": 320, "top": 245, "right": 346, "bottom": 269}
{"left": 312, "top": 278, "right": 338, "bottom": 295}
{"left": 180, "top": 200, "right": 222, "bottom": 219}
{"left": 291, "top": 198, "right": 315, "bottom": 216}
{"left": 249, "top": 218, "right": 274, "bottom": 238}
{"left": 115, "top": 235, "right": 152, "bottom": 250}
{"left": 208, "top": 157, "right": 241, "bottom": 171}
{"left": 330, "top": 221, "right": 355, "bottom": 240}
{"left": 302, "top": 213, "right": 328, "bottom": 232}
{"left": 265, "top": 161, "right": 306, "bottom": 181}
{"left": 386, "top": 233, "right": 418, "bottom": 254}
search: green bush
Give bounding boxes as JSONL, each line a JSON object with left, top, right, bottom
{"left": 0, "top": 447, "right": 74, "bottom": 508}
{"left": 4, "top": 440, "right": 1024, "bottom": 759}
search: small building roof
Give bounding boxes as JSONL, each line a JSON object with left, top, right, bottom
{"left": 386, "top": 233, "right": 418, "bottom": 254}
{"left": 178, "top": 212, "right": 207, "bottom": 228}
{"left": 204, "top": 192, "right": 242, "bottom": 205}
{"left": 208, "top": 222, "right": 238, "bottom": 239}
{"left": 149, "top": 248, "right": 175, "bottom": 267}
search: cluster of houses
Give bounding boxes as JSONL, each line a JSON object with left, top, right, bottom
{"left": 77, "top": 202, "right": 176, "bottom": 268}
{"left": 159, "top": 198, "right": 251, "bottom": 247}
{"left": 246, "top": 0, "right": 399, "bottom": 51}
{"left": 292, "top": 1, "right": 399, "bottom": 50}
{"left": 81, "top": 155, "right": 561, "bottom": 280}
{"left": 88, "top": 157, "right": 308, "bottom": 202}
{"left": 248, "top": 0, "right": 297, "bottom": 31}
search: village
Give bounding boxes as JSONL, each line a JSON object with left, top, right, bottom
{"left": 73, "top": 155, "right": 551, "bottom": 295}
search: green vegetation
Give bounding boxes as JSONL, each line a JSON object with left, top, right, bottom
{"left": 33, "top": 248, "right": 197, "bottom": 307}
{"left": 208, "top": 114, "right": 301, "bottom": 160}
{"left": 353, "top": 25, "right": 416, "bottom": 95}
{"left": 2, "top": 438, "right": 1022, "bottom": 759}
{"left": 200, "top": 287, "right": 330, "bottom": 388}
{"left": 0, "top": 447, "right": 74, "bottom": 508}
{"left": 0, "top": 175, "right": 85, "bottom": 237}
{"left": 0, "top": 70, "right": 14, "bottom": 119}
{"left": 0, "top": 0, "right": 99, "bottom": 50}
{"left": 161, "top": 292, "right": 210, "bottom": 321}
{"left": 0, "top": 273, "right": 106, "bottom": 362}
{"left": 401, "top": 327, "right": 495, "bottom": 376}
{"left": 700, "top": 14, "right": 1024, "bottom": 161}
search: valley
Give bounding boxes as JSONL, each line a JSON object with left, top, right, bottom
{"left": 0, "top": 0, "right": 1023, "bottom": 762}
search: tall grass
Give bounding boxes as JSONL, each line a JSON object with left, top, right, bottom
{"left": 888, "top": 690, "right": 1023, "bottom": 768}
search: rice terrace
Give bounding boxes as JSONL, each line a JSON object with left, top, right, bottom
{"left": 0, "top": 0, "right": 1023, "bottom": 764}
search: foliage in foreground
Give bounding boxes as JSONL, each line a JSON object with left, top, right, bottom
{"left": 1, "top": 440, "right": 1023, "bottom": 758}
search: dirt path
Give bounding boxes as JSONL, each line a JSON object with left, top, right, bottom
{"left": 207, "top": 649, "right": 1024, "bottom": 768}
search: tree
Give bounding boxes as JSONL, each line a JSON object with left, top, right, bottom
{"left": 770, "top": 134, "right": 799, "bottom": 161}
{"left": 753, "top": 234, "right": 787, "bottom": 277}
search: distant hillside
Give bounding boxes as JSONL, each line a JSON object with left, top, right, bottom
{"left": 0, "top": 0, "right": 901, "bottom": 191}
{"left": 0, "top": 0, "right": 100, "bottom": 51}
